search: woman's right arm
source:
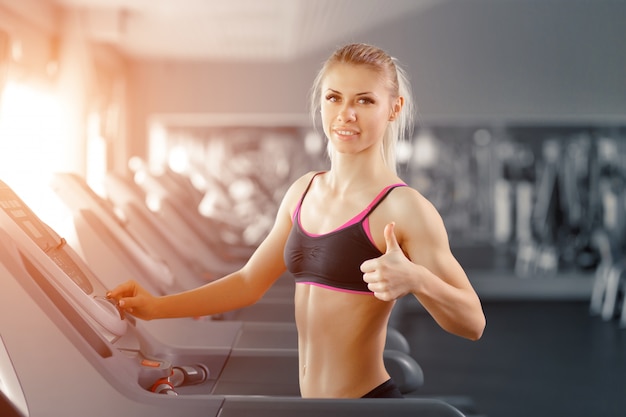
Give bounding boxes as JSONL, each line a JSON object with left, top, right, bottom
{"left": 107, "top": 173, "right": 314, "bottom": 321}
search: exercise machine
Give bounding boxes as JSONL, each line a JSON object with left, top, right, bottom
{"left": 0, "top": 180, "right": 463, "bottom": 416}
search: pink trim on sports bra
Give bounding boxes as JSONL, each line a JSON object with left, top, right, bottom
{"left": 295, "top": 281, "right": 374, "bottom": 295}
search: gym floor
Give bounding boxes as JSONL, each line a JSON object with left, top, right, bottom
{"left": 395, "top": 300, "right": 626, "bottom": 417}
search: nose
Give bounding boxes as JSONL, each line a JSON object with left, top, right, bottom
{"left": 337, "top": 103, "right": 356, "bottom": 122}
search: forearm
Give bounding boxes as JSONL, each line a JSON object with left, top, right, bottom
{"left": 412, "top": 265, "right": 485, "bottom": 340}
{"left": 152, "top": 272, "right": 259, "bottom": 319}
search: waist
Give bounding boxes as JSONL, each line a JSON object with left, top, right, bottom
{"left": 298, "top": 338, "right": 389, "bottom": 398}
{"left": 295, "top": 284, "right": 392, "bottom": 397}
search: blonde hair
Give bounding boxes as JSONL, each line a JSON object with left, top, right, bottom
{"left": 309, "top": 43, "right": 415, "bottom": 174}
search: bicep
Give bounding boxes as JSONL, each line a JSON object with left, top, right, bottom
{"left": 400, "top": 198, "right": 473, "bottom": 291}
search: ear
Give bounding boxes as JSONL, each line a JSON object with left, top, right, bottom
{"left": 389, "top": 96, "right": 405, "bottom": 121}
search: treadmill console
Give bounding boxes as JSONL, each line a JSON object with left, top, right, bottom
{"left": 0, "top": 181, "right": 127, "bottom": 337}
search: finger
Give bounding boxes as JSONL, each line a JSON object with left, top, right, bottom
{"left": 384, "top": 222, "right": 401, "bottom": 253}
{"left": 360, "top": 258, "right": 376, "bottom": 273}
{"left": 106, "top": 280, "right": 137, "bottom": 300}
{"left": 117, "top": 296, "right": 139, "bottom": 310}
{"left": 373, "top": 290, "right": 394, "bottom": 302}
{"left": 367, "top": 281, "right": 382, "bottom": 293}
{"left": 361, "top": 270, "right": 379, "bottom": 283}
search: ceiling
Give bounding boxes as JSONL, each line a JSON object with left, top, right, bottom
{"left": 51, "top": 0, "right": 441, "bottom": 61}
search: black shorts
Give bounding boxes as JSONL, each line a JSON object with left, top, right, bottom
{"left": 361, "top": 379, "right": 404, "bottom": 398}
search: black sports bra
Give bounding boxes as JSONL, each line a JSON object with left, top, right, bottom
{"left": 284, "top": 173, "right": 406, "bottom": 294}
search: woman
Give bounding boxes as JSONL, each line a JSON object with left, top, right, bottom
{"left": 107, "top": 43, "right": 485, "bottom": 399}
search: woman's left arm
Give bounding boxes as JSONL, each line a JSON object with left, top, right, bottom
{"left": 361, "top": 190, "right": 486, "bottom": 340}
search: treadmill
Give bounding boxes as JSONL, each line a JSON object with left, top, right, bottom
{"left": 0, "top": 180, "right": 464, "bottom": 416}
{"left": 0, "top": 180, "right": 424, "bottom": 391}
{"left": 0, "top": 230, "right": 464, "bottom": 417}
{"left": 131, "top": 162, "right": 255, "bottom": 262}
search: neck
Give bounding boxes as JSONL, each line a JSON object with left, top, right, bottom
{"left": 326, "top": 153, "right": 396, "bottom": 195}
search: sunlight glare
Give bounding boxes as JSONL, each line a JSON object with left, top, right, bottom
{"left": 0, "top": 81, "right": 71, "bottom": 223}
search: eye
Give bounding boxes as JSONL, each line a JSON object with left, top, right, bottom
{"left": 325, "top": 94, "right": 339, "bottom": 103}
{"left": 357, "top": 97, "right": 375, "bottom": 105}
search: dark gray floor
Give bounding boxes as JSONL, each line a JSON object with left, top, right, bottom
{"left": 395, "top": 300, "right": 626, "bottom": 417}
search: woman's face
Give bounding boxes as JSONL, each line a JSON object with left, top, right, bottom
{"left": 320, "top": 63, "right": 397, "bottom": 159}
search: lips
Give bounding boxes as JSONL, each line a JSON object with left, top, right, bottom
{"left": 333, "top": 127, "right": 359, "bottom": 136}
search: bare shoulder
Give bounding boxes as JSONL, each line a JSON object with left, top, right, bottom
{"left": 386, "top": 186, "right": 442, "bottom": 223}
{"left": 279, "top": 171, "right": 321, "bottom": 218}
{"left": 382, "top": 186, "right": 448, "bottom": 246}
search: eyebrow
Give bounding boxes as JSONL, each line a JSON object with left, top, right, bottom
{"left": 326, "top": 88, "right": 375, "bottom": 96}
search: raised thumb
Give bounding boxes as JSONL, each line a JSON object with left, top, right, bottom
{"left": 384, "top": 222, "right": 401, "bottom": 253}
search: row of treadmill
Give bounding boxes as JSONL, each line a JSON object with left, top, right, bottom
{"left": 0, "top": 168, "right": 468, "bottom": 417}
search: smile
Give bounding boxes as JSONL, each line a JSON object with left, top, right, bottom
{"left": 334, "top": 129, "right": 359, "bottom": 136}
